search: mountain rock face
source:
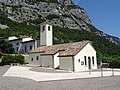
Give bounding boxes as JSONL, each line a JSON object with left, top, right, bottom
{"left": 0, "top": 0, "right": 91, "bottom": 30}
{"left": 0, "top": 0, "right": 120, "bottom": 45}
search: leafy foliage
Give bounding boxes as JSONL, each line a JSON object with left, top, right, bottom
{"left": 1, "top": 54, "right": 25, "bottom": 65}
{"left": 0, "top": 16, "right": 38, "bottom": 39}
{"left": 0, "top": 39, "right": 14, "bottom": 54}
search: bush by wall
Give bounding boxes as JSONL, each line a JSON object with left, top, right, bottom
{"left": 1, "top": 54, "right": 25, "bottom": 65}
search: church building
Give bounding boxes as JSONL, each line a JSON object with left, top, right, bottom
{"left": 29, "top": 23, "right": 97, "bottom": 72}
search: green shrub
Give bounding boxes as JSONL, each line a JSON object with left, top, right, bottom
{"left": 108, "top": 60, "right": 120, "bottom": 68}
{"left": 2, "top": 55, "right": 13, "bottom": 65}
{"left": 0, "top": 39, "right": 14, "bottom": 54}
{"left": 14, "top": 54, "right": 25, "bottom": 64}
{"left": 1, "top": 54, "right": 25, "bottom": 65}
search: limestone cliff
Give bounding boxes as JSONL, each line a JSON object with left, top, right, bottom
{"left": 0, "top": 0, "right": 120, "bottom": 45}
{"left": 0, "top": 0, "right": 91, "bottom": 30}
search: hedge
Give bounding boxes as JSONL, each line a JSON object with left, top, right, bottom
{"left": 1, "top": 54, "right": 25, "bottom": 65}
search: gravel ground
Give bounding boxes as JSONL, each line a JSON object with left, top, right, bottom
{"left": 0, "top": 66, "right": 120, "bottom": 90}
{"left": 0, "top": 75, "right": 120, "bottom": 90}
{"left": 0, "top": 66, "right": 10, "bottom": 76}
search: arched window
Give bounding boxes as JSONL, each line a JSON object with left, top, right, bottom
{"left": 42, "top": 26, "right": 45, "bottom": 32}
{"left": 84, "top": 56, "right": 87, "bottom": 65}
{"left": 48, "top": 26, "right": 51, "bottom": 31}
{"left": 31, "top": 58, "right": 33, "bottom": 61}
{"left": 36, "top": 56, "right": 39, "bottom": 60}
{"left": 30, "top": 45, "right": 32, "bottom": 50}
{"left": 92, "top": 56, "right": 94, "bottom": 65}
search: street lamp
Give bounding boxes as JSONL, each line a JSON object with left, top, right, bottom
{"left": 100, "top": 60, "right": 103, "bottom": 77}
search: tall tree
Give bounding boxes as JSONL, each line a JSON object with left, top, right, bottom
{"left": 0, "top": 39, "right": 14, "bottom": 54}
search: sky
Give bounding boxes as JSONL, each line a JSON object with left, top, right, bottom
{"left": 72, "top": 0, "right": 120, "bottom": 37}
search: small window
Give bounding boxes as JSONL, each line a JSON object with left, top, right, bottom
{"left": 42, "top": 26, "right": 45, "bottom": 32}
{"left": 78, "top": 59, "right": 80, "bottom": 63}
{"left": 81, "top": 61, "right": 84, "bottom": 65}
{"left": 92, "top": 56, "right": 94, "bottom": 65}
{"left": 31, "top": 58, "right": 33, "bottom": 61}
{"left": 16, "top": 47, "right": 19, "bottom": 51}
{"left": 84, "top": 56, "right": 87, "bottom": 65}
{"left": 30, "top": 45, "right": 32, "bottom": 50}
{"left": 25, "top": 46, "right": 27, "bottom": 52}
{"left": 36, "top": 56, "right": 39, "bottom": 60}
{"left": 48, "top": 26, "right": 50, "bottom": 31}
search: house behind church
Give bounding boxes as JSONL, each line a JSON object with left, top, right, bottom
{"left": 8, "top": 36, "right": 40, "bottom": 53}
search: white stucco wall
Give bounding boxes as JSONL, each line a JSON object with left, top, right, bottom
{"left": 40, "top": 24, "right": 52, "bottom": 46}
{"left": 53, "top": 52, "right": 60, "bottom": 68}
{"left": 59, "top": 57, "right": 73, "bottom": 71}
{"left": 40, "top": 25, "right": 46, "bottom": 46}
{"left": 74, "top": 43, "right": 97, "bottom": 72}
{"left": 9, "top": 40, "right": 21, "bottom": 52}
{"left": 20, "top": 41, "right": 35, "bottom": 53}
{"left": 29, "top": 53, "right": 59, "bottom": 68}
{"left": 29, "top": 53, "right": 42, "bottom": 66}
{"left": 41, "top": 55, "right": 53, "bottom": 67}
{"left": 46, "top": 24, "right": 52, "bottom": 46}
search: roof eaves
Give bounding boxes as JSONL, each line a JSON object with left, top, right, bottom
{"left": 29, "top": 51, "right": 45, "bottom": 54}
{"left": 9, "top": 38, "right": 22, "bottom": 41}
{"left": 58, "top": 55, "right": 74, "bottom": 57}
{"left": 40, "top": 54, "right": 54, "bottom": 56}
{"left": 21, "top": 40, "right": 35, "bottom": 43}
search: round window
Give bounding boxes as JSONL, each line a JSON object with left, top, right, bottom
{"left": 81, "top": 61, "right": 84, "bottom": 65}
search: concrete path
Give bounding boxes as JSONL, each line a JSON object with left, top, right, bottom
{"left": 3, "top": 66, "right": 120, "bottom": 81}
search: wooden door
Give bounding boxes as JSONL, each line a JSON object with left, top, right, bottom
{"left": 88, "top": 57, "right": 91, "bottom": 70}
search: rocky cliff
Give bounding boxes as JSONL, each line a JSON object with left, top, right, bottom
{"left": 0, "top": 0, "right": 91, "bottom": 30}
{"left": 0, "top": 0, "right": 120, "bottom": 45}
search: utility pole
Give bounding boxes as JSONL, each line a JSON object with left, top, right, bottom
{"left": 100, "top": 60, "right": 103, "bottom": 77}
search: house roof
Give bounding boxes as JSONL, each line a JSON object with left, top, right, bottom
{"left": 8, "top": 36, "right": 34, "bottom": 43}
{"left": 30, "top": 40, "right": 93, "bottom": 57}
{"left": 21, "top": 40, "right": 35, "bottom": 43}
{"left": 40, "top": 21, "right": 52, "bottom": 26}
{"left": 8, "top": 36, "right": 18, "bottom": 41}
{"left": 9, "top": 38, "right": 22, "bottom": 41}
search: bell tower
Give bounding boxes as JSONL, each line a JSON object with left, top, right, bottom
{"left": 40, "top": 23, "right": 53, "bottom": 46}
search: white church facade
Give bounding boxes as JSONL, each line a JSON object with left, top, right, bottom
{"left": 29, "top": 23, "right": 97, "bottom": 72}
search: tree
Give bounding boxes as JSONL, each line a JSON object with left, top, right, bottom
{"left": 0, "top": 39, "right": 14, "bottom": 54}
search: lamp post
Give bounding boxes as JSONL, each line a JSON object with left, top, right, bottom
{"left": 111, "top": 62, "right": 114, "bottom": 76}
{"left": 112, "top": 67, "right": 114, "bottom": 76}
{"left": 100, "top": 60, "right": 103, "bottom": 77}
